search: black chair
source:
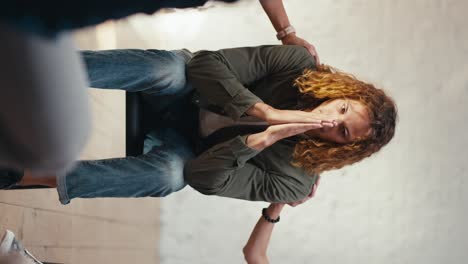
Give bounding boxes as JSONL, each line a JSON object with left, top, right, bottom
{"left": 125, "top": 92, "right": 145, "bottom": 156}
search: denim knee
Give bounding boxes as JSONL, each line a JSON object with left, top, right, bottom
{"left": 162, "top": 156, "right": 187, "bottom": 196}
{"left": 146, "top": 54, "right": 189, "bottom": 96}
{"left": 146, "top": 149, "right": 188, "bottom": 197}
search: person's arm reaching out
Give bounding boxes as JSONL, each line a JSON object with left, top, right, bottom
{"left": 242, "top": 176, "right": 320, "bottom": 263}
{"left": 259, "top": 0, "right": 320, "bottom": 64}
{"left": 243, "top": 203, "right": 284, "bottom": 264}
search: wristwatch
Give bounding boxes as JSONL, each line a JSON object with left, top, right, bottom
{"left": 276, "top": 25, "right": 296, "bottom": 40}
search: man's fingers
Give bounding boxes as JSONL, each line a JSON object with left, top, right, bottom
{"left": 304, "top": 42, "right": 320, "bottom": 65}
{"left": 312, "top": 182, "right": 318, "bottom": 196}
{"left": 287, "top": 176, "right": 321, "bottom": 208}
{"left": 310, "top": 47, "right": 320, "bottom": 65}
{"left": 309, "top": 176, "right": 321, "bottom": 198}
{"left": 311, "top": 176, "right": 321, "bottom": 197}
{"left": 311, "top": 184, "right": 317, "bottom": 197}
{"left": 312, "top": 52, "right": 320, "bottom": 66}
{"left": 303, "top": 41, "right": 314, "bottom": 54}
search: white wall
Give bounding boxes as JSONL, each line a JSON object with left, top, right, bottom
{"left": 124, "top": 0, "right": 468, "bottom": 263}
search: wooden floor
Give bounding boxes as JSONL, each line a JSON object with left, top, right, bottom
{"left": 0, "top": 22, "right": 160, "bottom": 264}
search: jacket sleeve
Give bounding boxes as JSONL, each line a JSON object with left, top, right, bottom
{"left": 186, "top": 45, "right": 316, "bottom": 120}
{"left": 184, "top": 135, "right": 315, "bottom": 203}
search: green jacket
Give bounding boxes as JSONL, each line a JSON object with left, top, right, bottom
{"left": 184, "top": 45, "right": 319, "bottom": 203}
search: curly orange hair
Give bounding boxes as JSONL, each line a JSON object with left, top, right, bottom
{"left": 291, "top": 65, "right": 397, "bottom": 175}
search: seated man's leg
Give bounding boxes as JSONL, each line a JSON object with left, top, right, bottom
{"left": 81, "top": 48, "right": 193, "bottom": 112}
{"left": 82, "top": 49, "right": 191, "bottom": 93}
{"left": 0, "top": 24, "right": 90, "bottom": 175}
{"left": 57, "top": 128, "right": 194, "bottom": 204}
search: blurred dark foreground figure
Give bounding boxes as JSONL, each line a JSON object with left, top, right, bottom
{"left": 0, "top": 0, "right": 238, "bottom": 184}
{"left": 1, "top": 0, "right": 239, "bottom": 37}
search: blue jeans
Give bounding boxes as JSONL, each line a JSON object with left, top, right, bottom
{"left": 57, "top": 49, "right": 196, "bottom": 204}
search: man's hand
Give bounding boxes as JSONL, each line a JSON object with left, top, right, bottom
{"left": 287, "top": 176, "right": 321, "bottom": 207}
{"left": 282, "top": 33, "right": 320, "bottom": 65}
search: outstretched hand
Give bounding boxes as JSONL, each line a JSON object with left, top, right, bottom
{"left": 282, "top": 34, "right": 320, "bottom": 65}
{"left": 287, "top": 176, "right": 321, "bottom": 207}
